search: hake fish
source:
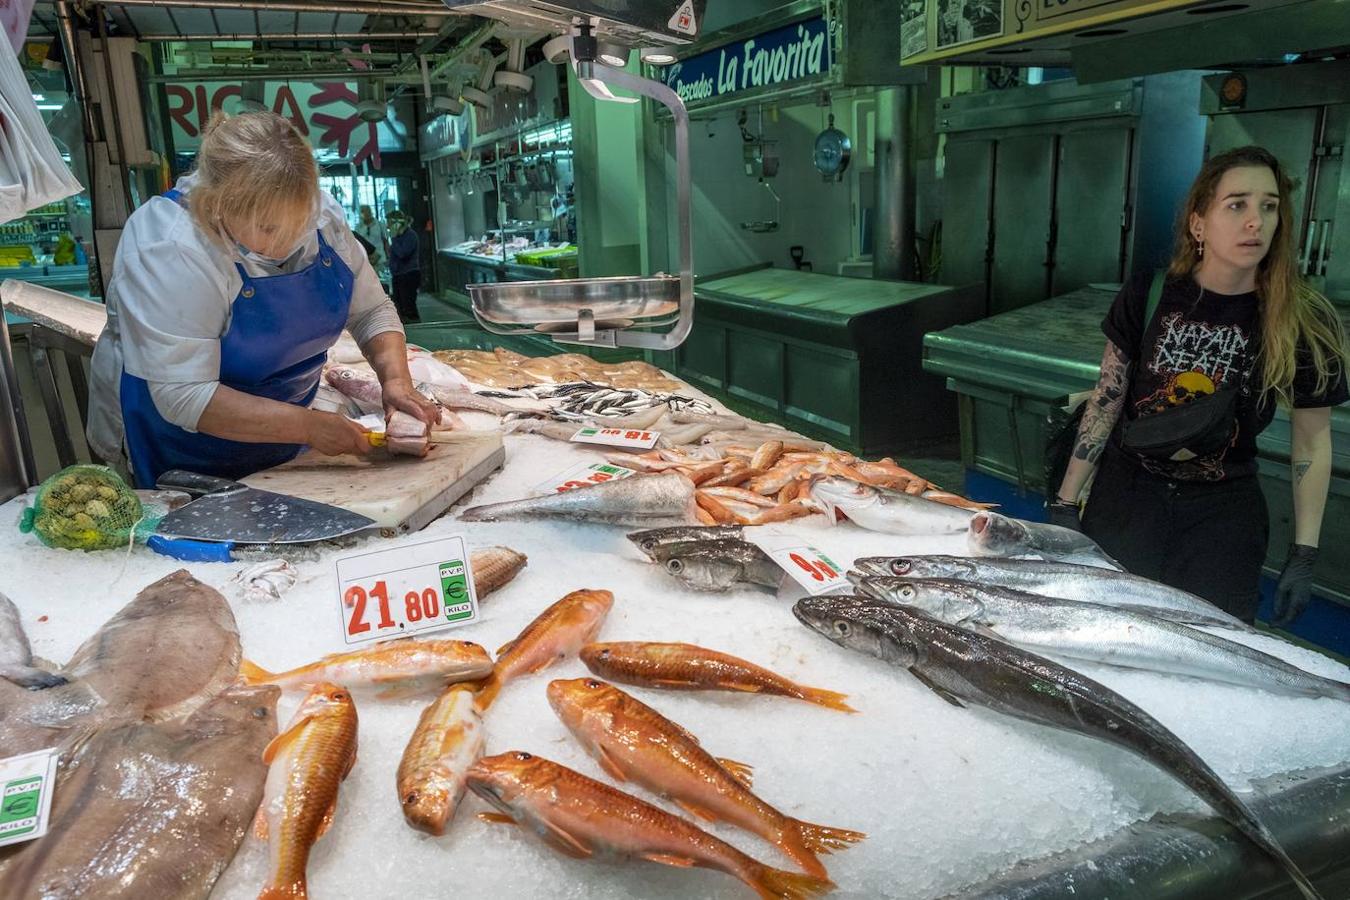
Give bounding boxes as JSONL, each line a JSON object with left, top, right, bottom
{"left": 466, "top": 750, "right": 834, "bottom": 899}
{"left": 0, "top": 683, "right": 278, "bottom": 900}
{"left": 549, "top": 678, "right": 864, "bottom": 878}
{"left": 793, "top": 595, "right": 1323, "bottom": 900}
{"left": 239, "top": 637, "right": 493, "bottom": 694}
{"left": 968, "top": 510, "right": 1123, "bottom": 570}
{"left": 397, "top": 683, "right": 486, "bottom": 835}
{"left": 580, "top": 641, "right": 855, "bottom": 712}
{"left": 0, "top": 592, "right": 64, "bottom": 689}
{"left": 655, "top": 539, "right": 784, "bottom": 592}
{"left": 854, "top": 576, "right": 1350, "bottom": 702}
{"left": 627, "top": 525, "right": 745, "bottom": 561}
{"left": 470, "top": 546, "right": 529, "bottom": 599}
{"left": 0, "top": 570, "right": 241, "bottom": 756}
{"left": 460, "top": 472, "right": 699, "bottom": 527}
{"left": 257, "top": 682, "right": 359, "bottom": 900}
{"left": 475, "top": 588, "right": 614, "bottom": 710}
{"left": 809, "top": 477, "right": 973, "bottom": 535}
{"left": 851, "top": 555, "right": 1245, "bottom": 629}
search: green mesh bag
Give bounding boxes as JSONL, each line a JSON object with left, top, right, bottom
{"left": 19, "top": 465, "right": 150, "bottom": 551}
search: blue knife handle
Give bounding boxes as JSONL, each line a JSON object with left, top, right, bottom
{"left": 147, "top": 535, "right": 237, "bottom": 563}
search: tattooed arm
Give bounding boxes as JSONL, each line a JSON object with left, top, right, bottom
{"left": 1055, "top": 340, "right": 1132, "bottom": 504}
{"left": 1290, "top": 406, "right": 1333, "bottom": 547}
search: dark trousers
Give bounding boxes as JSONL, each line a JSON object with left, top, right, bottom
{"left": 392, "top": 270, "right": 421, "bottom": 322}
{"left": 1082, "top": 449, "right": 1269, "bottom": 623}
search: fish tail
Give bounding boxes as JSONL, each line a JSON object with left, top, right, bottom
{"left": 796, "top": 686, "right": 857, "bottom": 714}
{"left": 0, "top": 663, "right": 67, "bottom": 690}
{"left": 1243, "top": 820, "right": 1323, "bottom": 900}
{"left": 791, "top": 818, "right": 868, "bottom": 855}
{"left": 474, "top": 675, "right": 503, "bottom": 711}
{"left": 238, "top": 659, "right": 275, "bottom": 685}
{"left": 745, "top": 865, "right": 835, "bottom": 900}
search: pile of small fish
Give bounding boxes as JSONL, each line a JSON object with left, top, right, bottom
{"left": 527, "top": 381, "right": 716, "bottom": 421}
{"left": 431, "top": 347, "right": 683, "bottom": 392}
{"left": 787, "top": 554, "right": 1350, "bottom": 900}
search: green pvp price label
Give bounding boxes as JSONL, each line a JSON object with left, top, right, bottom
{"left": 1, "top": 777, "right": 41, "bottom": 839}
{"left": 439, "top": 560, "right": 473, "bottom": 622}
{"left": 0, "top": 749, "right": 57, "bottom": 848}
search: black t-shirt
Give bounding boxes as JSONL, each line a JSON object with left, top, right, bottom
{"left": 1102, "top": 271, "right": 1348, "bottom": 482}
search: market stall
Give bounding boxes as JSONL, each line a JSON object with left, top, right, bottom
{"left": 1, "top": 299, "right": 1348, "bottom": 897}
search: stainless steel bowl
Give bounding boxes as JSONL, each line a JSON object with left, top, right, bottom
{"left": 467, "top": 275, "right": 680, "bottom": 326}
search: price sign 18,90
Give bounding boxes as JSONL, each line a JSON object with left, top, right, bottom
{"left": 335, "top": 536, "right": 478, "bottom": 646}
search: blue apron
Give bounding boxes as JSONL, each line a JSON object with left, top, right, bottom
{"left": 120, "top": 189, "right": 355, "bottom": 488}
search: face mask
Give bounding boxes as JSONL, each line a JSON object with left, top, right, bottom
{"left": 222, "top": 225, "right": 309, "bottom": 269}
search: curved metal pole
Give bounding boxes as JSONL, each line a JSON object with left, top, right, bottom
{"left": 588, "top": 62, "right": 693, "bottom": 351}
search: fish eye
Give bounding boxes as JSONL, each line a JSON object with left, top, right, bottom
{"left": 515, "top": 751, "right": 533, "bottom": 760}
{"left": 332, "top": 691, "right": 349, "bottom": 701}
{"left": 901, "top": 586, "right": 915, "bottom": 599}
{"left": 834, "top": 620, "right": 851, "bottom": 637}
{"left": 893, "top": 561, "right": 910, "bottom": 574}
{"left": 585, "top": 679, "right": 602, "bottom": 689}
{"left": 403, "top": 791, "right": 420, "bottom": 805}
{"left": 667, "top": 559, "right": 684, "bottom": 574}
{"left": 252, "top": 707, "right": 269, "bottom": 719}
{"left": 597, "top": 648, "right": 611, "bottom": 659}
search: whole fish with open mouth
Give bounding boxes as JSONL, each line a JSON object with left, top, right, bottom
{"left": 0, "top": 592, "right": 64, "bottom": 689}
{"left": 476, "top": 588, "right": 614, "bottom": 709}
{"left": 968, "top": 510, "right": 1123, "bottom": 570}
{"left": 460, "top": 472, "right": 699, "bottom": 528}
{"left": 854, "top": 576, "right": 1350, "bottom": 702}
{"left": 655, "top": 539, "right": 784, "bottom": 592}
{"left": 397, "top": 683, "right": 486, "bottom": 835}
{"left": 580, "top": 642, "right": 855, "bottom": 712}
{"left": 793, "top": 595, "right": 1323, "bottom": 900}
{"left": 0, "top": 683, "right": 278, "bottom": 900}
{"left": 256, "top": 682, "right": 359, "bottom": 900}
{"left": 0, "top": 570, "right": 241, "bottom": 756}
{"left": 627, "top": 525, "right": 744, "bottom": 561}
{"left": 808, "top": 477, "right": 972, "bottom": 535}
{"left": 851, "top": 555, "right": 1245, "bottom": 629}
{"left": 548, "top": 678, "right": 865, "bottom": 878}
{"left": 238, "top": 637, "right": 493, "bottom": 694}
{"left": 466, "top": 750, "right": 834, "bottom": 899}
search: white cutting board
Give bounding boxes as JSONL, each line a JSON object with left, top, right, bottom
{"left": 240, "top": 431, "right": 504, "bottom": 533}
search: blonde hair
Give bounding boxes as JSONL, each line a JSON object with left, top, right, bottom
{"left": 188, "top": 110, "right": 319, "bottom": 252}
{"left": 1167, "top": 145, "right": 1347, "bottom": 406}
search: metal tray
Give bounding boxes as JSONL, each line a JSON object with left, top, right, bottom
{"left": 467, "top": 275, "right": 680, "bottom": 326}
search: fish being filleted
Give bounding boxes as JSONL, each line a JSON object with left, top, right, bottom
{"left": 548, "top": 678, "right": 865, "bottom": 879}
{"left": 967, "top": 510, "right": 1123, "bottom": 570}
{"left": 793, "top": 595, "right": 1324, "bottom": 900}
{"left": 475, "top": 588, "right": 614, "bottom": 710}
{"left": 654, "top": 539, "right": 784, "bottom": 592}
{"left": 239, "top": 637, "right": 493, "bottom": 694}
{"left": 459, "top": 472, "right": 699, "bottom": 527}
{"left": 256, "top": 682, "right": 359, "bottom": 900}
{"left": 853, "top": 576, "right": 1350, "bottom": 702}
{"left": 0, "top": 682, "right": 278, "bottom": 899}
{"left": 627, "top": 525, "right": 744, "bottom": 561}
{"left": 471, "top": 546, "right": 529, "bottom": 600}
{"left": 466, "top": 751, "right": 834, "bottom": 899}
{"left": 808, "top": 477, "right": 972, "bottom": 535}
{"left": 398, "top": 683, "right": 486, "bottom": 836}
{"left": 850, "top": 555, "right": 1245, "bottom": 629}
{"left": 0, "top": 570, "right": 241, "bottom": 756}
{"left": 580, "top": 641, "right": 855, "bottom": 712}
{"left": 0, "top": 592, "right": 64, "bottom": 689}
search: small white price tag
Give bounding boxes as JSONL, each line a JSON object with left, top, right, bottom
{"left": 570, "top": 426, "right": 661, "bottom": 450}
{"left": 531, "top": 461, "right": 637, "bottom": 496}
{"left": 335, "top": 535, "right": 479, "bottom": 646}
{"left": 745, "top": 532, "right": 849, "bottom": 596}
{"left": 0, "top": 748, "right": 58, "bottom": 848}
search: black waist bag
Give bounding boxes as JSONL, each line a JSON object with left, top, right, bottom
{"left": 1117, "top": 272, "right": 1247, "bottom": 462}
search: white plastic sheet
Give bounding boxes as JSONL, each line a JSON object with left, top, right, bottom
{"left": 0, "top": 40, "right": 83, "bottom": 224}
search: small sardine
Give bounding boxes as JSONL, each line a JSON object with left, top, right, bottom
{"left": 476, "top": 589, "right": 614, "bottom": 709}
{"left": 239, "top": 638, "right": 493, "bottom": 695}
{"left": 257, "top": 683, "right": 359, "bottom": 900}
{"left": 580, "top": 641, "right": 855, "bottom": 712}
{"left": 397, "top": 684, "right": 486, "bottom": 835}
{"left": 466, "top": 751, "right": 834, "bottom": 899}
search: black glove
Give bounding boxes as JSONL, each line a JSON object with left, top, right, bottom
{"left": 1046, "top": 498, "right": 1082, "bottom": 532}
{"left": 1272, "top": 544, "right": 1318, "bottom": 628}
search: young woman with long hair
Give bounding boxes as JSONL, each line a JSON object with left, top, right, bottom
{"left": 1050, "top": 145, "right": 1347, "bottom": 626}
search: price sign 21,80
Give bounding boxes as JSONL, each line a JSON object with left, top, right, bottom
{"left": 336, "top": 538, "right": 478, "bottom": 645}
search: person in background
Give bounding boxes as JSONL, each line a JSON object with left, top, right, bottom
{"left": 86, "top": 111, "right": 438, "bottom": 488}
{"left": 52, "top": 232, "right": 76, "bottom": 265}
{"left": 387, "top": 209, "right": 421, "bottom": 324}
{"left": 1050, "top": 145, "right": 1347, "bottom": 627}
{"left": 354, "top": 203, "right": 388, "bottom": 271}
